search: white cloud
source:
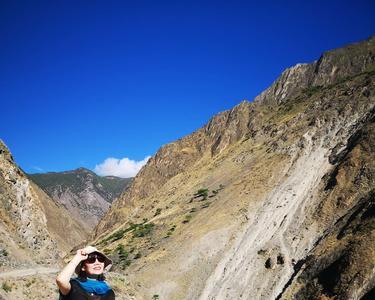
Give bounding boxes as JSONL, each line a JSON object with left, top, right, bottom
{"left": 94, "top": 156, "right": 151, "bottom": 178}
{"left": 31, "top": 166, "right": 44, "bottom": 172}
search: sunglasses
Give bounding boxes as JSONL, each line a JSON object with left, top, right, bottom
{"left": 85, "top": 253, "right": 106, "bottom": 264}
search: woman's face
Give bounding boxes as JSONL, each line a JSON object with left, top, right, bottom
{"left": 82, "top": 253, "right": 105, "bottom": 275}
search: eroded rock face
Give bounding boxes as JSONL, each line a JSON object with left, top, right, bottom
{"left": 0, "top": 141, "right": 57, "bottom": 259}
{"left": 280, "top": 119, "right": 375, "bottom": 300}
{"left": 0, "top": 141, "right": 87, "bottom": 268}
{"left": 91, "top": 36, "right": 375, "bottom": 300}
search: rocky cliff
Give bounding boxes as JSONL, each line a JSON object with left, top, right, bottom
{"left": 92, "top": 36, "right": 375, "bottom": 300}
{"left": 254, "top": 36, "right": 375, "bottom": 105}
{"left": 0, "top": 141, "right": 87, "bottom": 267}
{"left": 29, "top": 168, "right": 131, "bottom": 229}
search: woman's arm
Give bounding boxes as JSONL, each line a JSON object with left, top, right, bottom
{"left": 56, "top": 249, "right": 88, "bottom": 295}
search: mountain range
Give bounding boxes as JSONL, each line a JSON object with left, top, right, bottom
{"left": 0, "top": 35, "right": 374, "bottom": 299}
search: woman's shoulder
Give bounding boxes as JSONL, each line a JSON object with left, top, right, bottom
{"left": 59, "top": 279, "right": 83, "bottom": 299}
{"left": 61, "top": 279, "right": 115, "bottom": 299}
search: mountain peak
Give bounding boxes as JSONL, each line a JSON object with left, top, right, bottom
{"left": 0, "top": 139, "right": 14, "bottom": 163}
{"left": 74, "top": 167, "right": 96, "bottom": 175}
{"left": 254, "top": 36, "right": 375, "bottom": 105}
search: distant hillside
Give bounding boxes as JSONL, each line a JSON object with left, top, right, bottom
{"left": 28, "top": 168, "right": 132, "bottom": 230}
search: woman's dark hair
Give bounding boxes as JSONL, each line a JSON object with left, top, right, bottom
{"left": 77, "top": 262, "right": 106, "bottom": 282}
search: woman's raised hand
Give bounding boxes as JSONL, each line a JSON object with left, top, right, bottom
{"left": 74, "top": 249, "right": 88, "bottom": 262}
{"left": 74, "top": 245, "right": 97, "bottom": 262}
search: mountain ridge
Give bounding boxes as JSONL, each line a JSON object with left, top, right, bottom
{"left": 96, "top": 36, "right": 375, "bottom": 238}
{"left": 28, "top": 167, "right": 132, "bottom": 230}
{"left": 91, "top": 36, "right": 375, "bottom": 300}
{"left": 254, "top": 35, "right": 375, "bottom": 105}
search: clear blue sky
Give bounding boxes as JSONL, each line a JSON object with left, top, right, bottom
{"left": 1, "top": 0, "right": 374, "bottom": 175}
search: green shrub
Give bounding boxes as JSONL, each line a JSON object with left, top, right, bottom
{"left": 196, "top": 188, "right": 208, "bottom": 195}
{"left": 193, "top": 188, "right": 209, "bottom": 200}
{"left": 116, "top": 244, "right": 131, "bottom": 270}
{"left": 116, "top": 244, "right": 129, "bottom": 259}
{"left": 154, "top": 208, "right": 162, "bottom": 216}
{"left": 100, "top": 228, "right": 126, "bottom": 244}
{"left": 152, "top": 295, "right": 160, "bottom": 300}
{"left": 133, "top": 223, "right": 155, "bottom": 238}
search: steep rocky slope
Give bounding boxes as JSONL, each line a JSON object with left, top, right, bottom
{"left": 280, "top": 118, "right": 375, "bottom": 299}
{"left": 0, "top": 141, "right": 87, "bottom": 267}
{"left": 29, "top": 168, "right": 131, "bottom": 229}
{"left": 92, "top": 36, "right": 375, "bottom": 300}
{"left": 0, "top": 141, "right": 90, "bottom": 299}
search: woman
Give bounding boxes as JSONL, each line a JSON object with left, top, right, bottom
{"left": 56, "top": 246, "right": 115, "bottom": 299}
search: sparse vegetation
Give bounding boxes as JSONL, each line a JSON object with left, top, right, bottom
{"left": 117, "top": 244, "right": 128, "bottom": 258}
{"left": 165, "top": 224, "right": 176, "bottom": 237}
{"left": 208, "top": 185, "right": 224, "bottom": 198}
{"left": 201, "top": 202, "right": 210, "bottom": 209}
{"left": 116, "top": 244, "right": 131, "bottom": 269}
{"left": 134, "top": 252, "right": 142, "bottom": 259}
{"left": 103, "top": 248, "right": 111, "bottom": 255}
{"left": 154, "top": 208, "right": 162, "bottom": 217}
{"left": 303, "top": 85, "right": 322, "bottom": 97}
{"left": 2, "top": 282, "right": 12, "bottom": 292}
{"left": 194, "top": 188, "right": 209, "bottom": 200}
{"left": 103, "top": 228, "right": 127, "bottom": 244}
{"left": 100, "top": 221, "right": 155, "bottom": 244}
{"left": 25, "top": 278, "right": 36, "bottom": 288}
{"left": 0, "top": 249, "right": 8, "bottom": 256}
{"left": 182, "top": 214, "right": 192, "bottom": 224}
{"left": 152, "top": 295, "right": 160, "bottom": 300}
{"left": 192, "top": 185, "right": 224, "bottom": 202}
{"left": 133, "top": 223, "right": 155, "bottom": 238}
